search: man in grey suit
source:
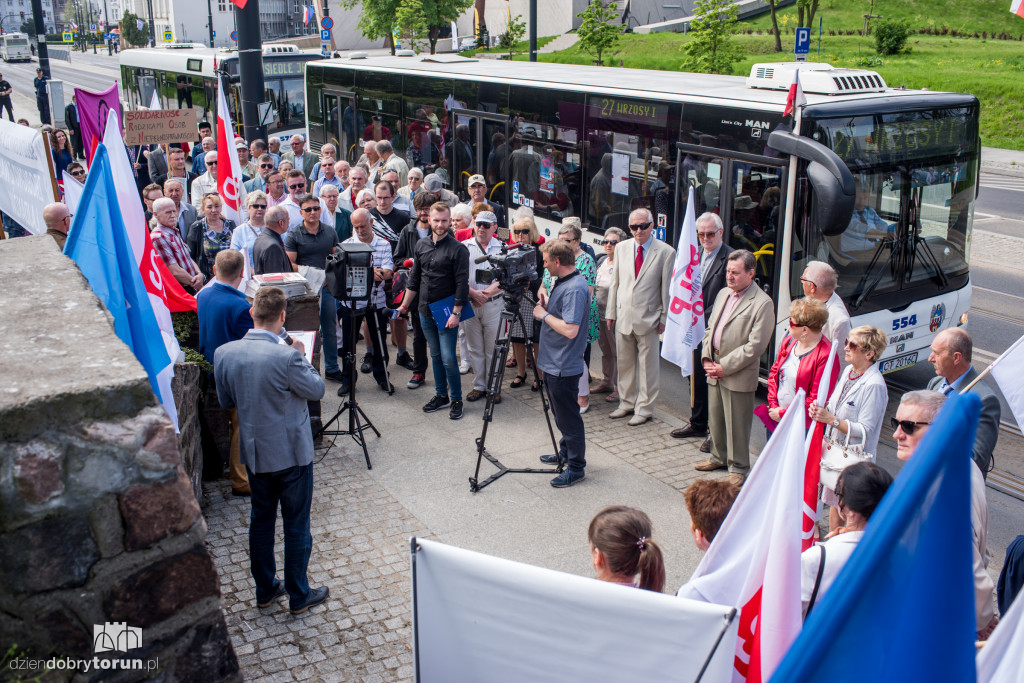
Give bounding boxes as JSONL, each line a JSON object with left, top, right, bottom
{"left": 214, "top": 287, "right": 330, "bottom": 615}
{"left": 927, "top": 328, "right": 1000, "bottom": 475}
{"left": 164, "top": 179, "right": 198, "bottom": 239}
{"left": 697, "top": 250, "right": 774, "bottom": 486}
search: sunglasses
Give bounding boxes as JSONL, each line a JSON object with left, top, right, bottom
{"left": 891, "top": 417, "right": 930, "bottom": 435}
{"left": 250, "top": 204, "right": 267, "bottom": 210}
{"left": 206, "top": 161, "right": 218, "bottom": 166}
{"left": 697, "top": 231, "right": 719, "bottom": 238}
{"left": 71, "top": 170, "right": 85, "bottom": 177}
{"left": 788, "top": 320, "right": 806, "bottom": 328}
{"left": 289, "top": 184, "right": 306, "bottom": 190}
{"left": 260, "top": 163, "right": 274, "bottom": 169}
{"left": 845, "top": 339, "right": 861, "bottom": 351}
{"left": 475, "top": 222, "right": 492, "bottom": 229}
{"left": 514, "top": 229, "right": 531, "bottom": 235}
{"left": 601, "top": 239, "right": 619, "bottom": 246}
{"left": 800, "top": 277, "right": 818, "bottom": 288}
{"left": 301, "top": 206, "right": 321, "bottom": 212}
{"left": 629, "top": 222, "right": 652, "bottom": 232}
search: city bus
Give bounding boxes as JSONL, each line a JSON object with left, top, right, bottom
{"left": 304, "top": 55, "right": 977, "bottom": 374}
{"left": 119, "top": 43, "right": 322, "bottom": 141}
{"left": 1, "top": 32, "right": 32, "bottom": 62}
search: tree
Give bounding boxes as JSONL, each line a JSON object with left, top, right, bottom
{"left": 765, "top": 0, "right": 782, "bottom": 52}
{"left": 120, "top": 10, "right": 149, "bottom": 47}
{"left": 797, "top": 0, "right": 820, "bottom": 28}
{"left": 396, "top": 0, "right": 429, "bottom": 52}
{"left": 415, "top": 0, "right": 475, "bottom": 55}
{"left": 498, "top": 13, "right": 526, "bottom": 60}
{"left": 341, "top": 0, "right": 403, "bottom": 55}
{"left": 576, "top": 0, "right": 620, "bottom": 66}
{"left": 19, "top": 19, "right": 34, "bottom": 34}
{"left": 680, "top": 0, "right": 740, "bottom": 75}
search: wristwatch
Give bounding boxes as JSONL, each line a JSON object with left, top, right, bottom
{"left": 832, "top": 417, "right": 841, "bottom": 428}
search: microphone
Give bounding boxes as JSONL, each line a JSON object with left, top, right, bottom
{"left": 474, "top": 253, "right": 491, "bottom": 265}
{"left": 402, "top": 259, "right": 414, "bottom": 269}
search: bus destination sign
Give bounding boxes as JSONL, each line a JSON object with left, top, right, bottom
{"left": 264, "top": 61, "right": 305, "bottom": 77}
{"left": 589, "top": 97, "right": 668, "bottom": 128}
{"left": 821, "top": 111, "right": 976, "bottom": 163}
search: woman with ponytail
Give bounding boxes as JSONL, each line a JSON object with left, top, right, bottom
{"left": 587, "top": 506, "right": 665, "bottom": 593}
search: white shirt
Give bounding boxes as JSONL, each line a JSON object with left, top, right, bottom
{"left": 801, "top": 530, "right": 864, "bottom": 617}
{"left": 281, "top": 195, "right": 303, "bottom": 229}
{"left": 190, "top": 172, "right": 217, "bottom": 204}
{"left": 776, "top": 350, "right": 801, "bottom": 410}
{"left": 463, "top": 235, "right": 504, "bottom": 292}
{"left": 230, "top": 222, "right": 265, "bottom": 273}
{"left": 824, "top": 291, "right": 852, "bottom": 368}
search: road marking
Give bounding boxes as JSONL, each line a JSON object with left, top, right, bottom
{"left": 973, "top": 347, "right": 999, "bottom": 363}
{"left": 974, "top": 286, "right": 1024, "bottom": 304}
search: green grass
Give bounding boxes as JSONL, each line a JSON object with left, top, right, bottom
{"left": 459, "top": 34, "right": 557, "bottom": 57}
{"left": 535, "top": 29, "right": 1024, "bottom": 150}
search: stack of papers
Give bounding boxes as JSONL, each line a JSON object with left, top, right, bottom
{"left": 245, "top": 272, "right": 312, "bottom": 299}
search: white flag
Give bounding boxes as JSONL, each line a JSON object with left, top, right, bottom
{"left": 988, "top": 333, "right": 1024, "bottom": 431}
{"left": 62, "top": 169, "right": 85, "bottom": 214}
{"left": 149, "top": 88, "right": 161, "bottom": 111}
{"left": 660, "top": 185, "right": 704, "bottom": 376}
{"left": 215, "top": 74, "right": 246, "bottom": 225}
{"left": 977, "top": 588, "right": 1024, "bottom": 681}
{"left": 678, "top": 390, "right": 807, "bottom": 682}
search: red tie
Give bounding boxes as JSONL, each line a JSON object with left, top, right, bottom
{"left": 634, "top": 243, "right": 644, "bottom": 277}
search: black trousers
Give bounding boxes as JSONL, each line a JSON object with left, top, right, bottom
{"left": 0, "top": 98, "right": 12, "bottom": 122}
{"left": 545, "top": 373, "right": 587, "bottom": 473}
{"left": 410, "top": 308, "right": 429, "bottom": 374}
{"left": 340, "top": 306, "right": 390, "bottom": 386}
{"left": 690, "top": 347, "right": 710, "bottom": 432}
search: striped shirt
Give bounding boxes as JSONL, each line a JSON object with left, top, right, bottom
{"left": 151, "top": 224, "right": 198, "bottom": 276}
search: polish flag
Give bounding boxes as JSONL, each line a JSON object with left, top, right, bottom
{"left": 215, "top": 74, "right": 247, "bottom": 225}
{"left": 677, "top": 391, "right": 807, "bottom": 682}
{"left": 802, "top": 339, "right": 838, "bottom": 550}
{"left": 783, "top": 68, "right": 806, "bottom": 118}
{"left": 1012, "top": 0, "right": 1024, "bottom": 19}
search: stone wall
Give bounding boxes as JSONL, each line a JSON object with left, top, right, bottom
{"left": 171, "top": 362, "right": 204, "bottom": 506}
{"left": 0, "top": 237, "right": 238, "bottom": 681}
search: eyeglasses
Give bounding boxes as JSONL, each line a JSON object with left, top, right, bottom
{"left": 788, "top": 320, "right": 806, "bottom": 328}
{"left": 845, "top": 339, "right": 861, "bottom": 351}
{"left": 514, "top": 229, "right": 531, "bottom": 235}
{"left": 891, "top": 417, "right": 931, "bottom": 435}
{"left": 206, "top": 161, "right": 217, "bottom": 166}
{"left": 301, "top": 206, "right": 321, "bottom": 213}
{"left": 629, "top": 222, "right": 652, "bottom": 232}
{"left": 288, "top": 184, "right": 305, "bottom": 190}
{"left": 250, "top": 204, "right": 267, "bottom": 210}
{"left": 71, "top": 170, "right": 85, "bottom": 177}
{"left": 601, "top": 239, "right": 619, "bottom": 246}
{"left": 64, "top": 213, "right": 73, "bottom": 221}
{"left": 697, "top": 231, "right": 719, "bottom": 238}
{"left": 800, "top": 277, "right": 817, "bottom": 288}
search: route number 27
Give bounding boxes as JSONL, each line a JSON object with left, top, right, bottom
{"left": 892, "top": 315, "right": 917, "bottom": 331}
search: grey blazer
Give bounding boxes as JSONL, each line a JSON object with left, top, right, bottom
{"left": 177, "top": 202, "right": 199, "bottom": 239}
{"left": 214, "top": 329, "right": 326, "bottom": 474}
{"left": 927, "top": 367, "right": 1000, "bottom": 473}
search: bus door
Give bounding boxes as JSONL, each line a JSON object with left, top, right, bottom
{"left": 322, "top": 90, "right": 360, "bottom": 163}
{"left": 450, "top": 109, "right": 508, "bottom": 209}
{"left": 674, "top": 147, "right": 787, "bottom": 299}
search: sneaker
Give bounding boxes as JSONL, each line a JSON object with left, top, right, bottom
{"left": 539, "top": 453, "right": 562, "bottom": 464}
{"left": 407, "top": 372, "right": 425, "bottom": 389}
{"left": 449, "top": 400, "right": 464, "bottom": 420}
{"left": 423, "top": 395, "right": 450, "bottom": 413}
{"left": 289, "top": 585, "right": 330, "bottom": 615}
{"left": 324, "top": 369, "right": 345, "bottom": 383}
{"left": 360, "top": 353, "right": 373, "bottom": 374}
{"left": 550, "top": 469, "right": 585, "bottom": 488}
{"left": 459, "top": 362, "right": 472, "bottom": 375}
{"left": 396, "top": 351, "right": 416, "bottom": 371}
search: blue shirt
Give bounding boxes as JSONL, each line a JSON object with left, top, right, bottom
{"left": 537, "top": 269, "right": 590, "bottom": 377}
{"left": 197, "top": 281, "right": 254, "bottom": 364}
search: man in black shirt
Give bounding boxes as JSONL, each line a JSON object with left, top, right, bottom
{"left": 369, "top": 180, "right": 409, "bottom": 250}
{"left": 33, "top": 68, "right": 50, "bottom": 125}
{"left": 0, "top": 73, "right": 14, "bottom": 122}
{"left": 253, "top": 206, "right": 296, "bottom": 275}
{"left": 396, "top": 202, "right": 470, "bottom": 420}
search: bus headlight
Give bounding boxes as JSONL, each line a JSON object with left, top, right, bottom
{"left": 959, "top": 312, "right": 968, "bottom": 325}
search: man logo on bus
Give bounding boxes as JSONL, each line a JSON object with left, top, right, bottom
{"left": 929, "top": 303, "right": 945, "bottom": 333}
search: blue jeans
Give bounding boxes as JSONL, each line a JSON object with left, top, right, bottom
{"left": 419, "top": 312, "right": 462, "bottom": 401}
{"left": 545, "top": 373, "right": 586, "bottom": 473}
{"left": 320, "top": 287, "right": 339, "bottom": 374}
{"left": 248, "top": 463, "right": 314, "bottom": 609}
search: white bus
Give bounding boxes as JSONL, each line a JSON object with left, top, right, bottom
{"left": 304, "top": 55, "right": 978, "bottom": 375}
{"left": 1, "top": 32, "right": 32, "bottom": 62}
{"left": 119, "top": 43, "right": 322, "bottom": 141}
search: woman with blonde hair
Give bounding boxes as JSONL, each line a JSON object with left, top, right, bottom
{"left": 588, "top": 506, "right": 665, "bottom": 593}
{"left": 187, "top": 192, "right": 237, "bottom": 281}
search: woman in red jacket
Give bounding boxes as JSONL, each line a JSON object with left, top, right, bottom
{"left": 765, "top": 298, "right": 840, "bottom": 431}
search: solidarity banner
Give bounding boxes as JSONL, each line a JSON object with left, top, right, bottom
{"left": 75, "top": 82, "right": 122, "bottom": 164}
{"left": 411, "top": 538, "right": 737, "bottom": 682}
{"left": 0, "top": 119, "right": 57, "bottom": 235}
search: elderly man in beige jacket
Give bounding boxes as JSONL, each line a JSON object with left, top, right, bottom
{"left": 697, "top": 249, "right": 774, "bottom": 486}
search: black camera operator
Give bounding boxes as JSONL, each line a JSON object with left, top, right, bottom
{"left": 338, "top": 208, "right": 394, "bottom": 396}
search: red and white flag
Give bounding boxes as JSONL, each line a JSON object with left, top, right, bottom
{"left": 230, "top": 0, "right": 248, "bottom": 8}
{"left": 783, "top": 68, "right": 806, "bottom": 118}
{"left": 1012, "top": 0, "right": 1024, "bottom": 19}
{"left": 988, "top": 333, "right": 1024, "bottom": 431}
{"left": 661, "top": 185, "right": 704, "bottom": 376}
{"left": 215, "top": 74, "right": 247, "bottom": 225}
{"left": 678, "top": 391, "right": 807, "bottom": 682}
{"left": 802, "top": 339, "right": 838, "bottom": 550}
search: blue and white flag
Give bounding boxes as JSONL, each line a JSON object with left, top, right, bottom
{"left": 64, "top": 145, "right": 177, "bottom": 429}
{"left": 769, "top": 391, "right": 981, "bottom": 683}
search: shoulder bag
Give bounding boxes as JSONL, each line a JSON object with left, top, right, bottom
{"left": 820, "top": 421, "right": 872, "bottom": 491}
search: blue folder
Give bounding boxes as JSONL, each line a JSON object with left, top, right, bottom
{"left": 427, "top": 295, "right": 475, "bottom": 330}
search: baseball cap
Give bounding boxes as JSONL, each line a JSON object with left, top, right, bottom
{"left": 475, "top": 211, "right": 497, "bottom": 225}
{"left": 467, "top": 174, "right": 486, "bottom": 187}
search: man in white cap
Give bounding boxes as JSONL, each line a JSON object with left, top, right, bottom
{"left": 462, "top": 210, "right": 505, "bottom": 403}
{"left": 464, "top": 174, "right": 505, "bottom": 228}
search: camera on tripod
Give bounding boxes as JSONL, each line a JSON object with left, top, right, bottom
{"left": 475, "top": 244, "right": 538, "bottom": 297}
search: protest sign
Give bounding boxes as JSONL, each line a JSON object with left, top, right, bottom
{"left": 123, "top": 108, "right": 199, "bottom": 146}
{"left": 0, "top": 120, "right": 58, "bottom": 235}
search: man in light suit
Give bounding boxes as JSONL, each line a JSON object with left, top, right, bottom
{"left": 281, "top": 135, "right": 318, "bottom": 180}
{"left": 606, "top": 208, "right": 675, "bottom": 426}
{"left": 214, "top": 287, "right": 329, "bottom": 615}
{"left": 697, "top": 249, "right": 774, "bottom": 486}
{"left": 927, "top": 328, "right": 1000, "bottom": 476}
{"left": 672, "top": 212, "right": 730, "bottom": 449}
{"left": 163, "top": 179, "right": 198, "bottom": 239}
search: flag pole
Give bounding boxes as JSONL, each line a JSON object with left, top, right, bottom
{"left": 961, "top": 333, "right": 1024, "bottom": 393}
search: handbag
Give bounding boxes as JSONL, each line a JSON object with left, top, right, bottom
{"left": 820, "top": 421, "right": 872, "bottom": 491}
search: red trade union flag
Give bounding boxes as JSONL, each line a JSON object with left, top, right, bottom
{"left": 783, "top": 69, "right": 806, "bottom": 118}
{"left": 802, "top": 340, "right": 838, "bottom": 550}
{"left": 230, "top": 0, "right": 248, "bottom": 8}
{"left": 215, "top": 75, "right": 247, "bottom": 225}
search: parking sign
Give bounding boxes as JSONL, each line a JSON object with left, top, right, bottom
{"left": 795, "top": 27, "right": 810, "bottom": 59}
{"left": 320, "top": 29, "right": 331, "bottom": 41}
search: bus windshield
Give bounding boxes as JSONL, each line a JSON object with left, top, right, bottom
{"left": 799, "top": 106, "right": 978, "bottom": 314}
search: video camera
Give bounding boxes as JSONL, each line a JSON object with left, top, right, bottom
{"left": 475, "top": 244, "right": 538, "bottom": 296}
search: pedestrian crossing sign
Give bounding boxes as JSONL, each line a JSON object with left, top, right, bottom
{"left": 62, "top": 32, "right": 73, "bottom": 43}
{"left": 163, "top": 30, "right": 173, "bottom": 42}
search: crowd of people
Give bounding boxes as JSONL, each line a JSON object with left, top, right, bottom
{"left": 7, "top": 118, "right": 1018, "bottom": 631}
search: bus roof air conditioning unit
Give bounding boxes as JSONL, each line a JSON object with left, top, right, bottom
{"left": 747, "top": 62, "right": 887, "bottom": 95}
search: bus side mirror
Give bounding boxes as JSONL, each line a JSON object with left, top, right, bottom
{"left": 767, "top": 130, "right": 855, "bottom": 237}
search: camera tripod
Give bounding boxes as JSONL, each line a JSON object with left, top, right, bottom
{"left": 470, "top": 289, "right": 562, "bottom": 493}
{"left": 317, "top": 302, "right": 390, "bottom": 470}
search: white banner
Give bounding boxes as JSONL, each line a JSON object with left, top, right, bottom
{"left": 412, "top": 538, "right": 737, "bottom": 683}
{"left": 661, "top": 185, "right": 703, "bottom": 376}
{"left": 0, "top": 120, "right": 56, "bottom": 235}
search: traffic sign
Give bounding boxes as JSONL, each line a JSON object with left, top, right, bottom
{"left": 321, "top": 45, "right": 329, "bottom": 57}
{"left": 212, "top": 30, "right": 216, "bottom": 37}
{"left": 163, "top": 30, "right": 173, "bottom": 42}
{"left": 795, "top": 27, "right": 810, "bottom": 55}
{"left": 62, "top": 32, "right": 72, "bottom": 43}
{"left": 320, "top": 16, "right": 334, "bottom": 31}
{"left": 89, "top": 23, "right": 96, "bottom": 30}
{"left": 230, "top": 30, "right": 238, "bottom": 41}
{"left": 320, "top": 29, "right": 331, "bottom": 41}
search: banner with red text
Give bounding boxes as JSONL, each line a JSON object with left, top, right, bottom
{"left": 661, "top": 184, "right": 704, "bottom": 376}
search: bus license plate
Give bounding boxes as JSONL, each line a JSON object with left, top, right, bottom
{"left": 880, "top": 352, "right": 918, "bottom": 374}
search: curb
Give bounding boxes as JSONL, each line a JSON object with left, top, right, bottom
{"left": 981, "top": 163, "right": 1024, "bottom": 179}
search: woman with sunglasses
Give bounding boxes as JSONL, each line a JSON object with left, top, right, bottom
{"left": 230, "top": 191, "right": 269, "bottom": 272}
{"left": 593, "top": 227, "right": 627, "bottom": 400}
{"left": 187, "top": 193, "right": 237, "bottom": 282}
{"left": 508, "top": 216, "right": 546, "bottom": 389}
{"left": 765, "top": 298, "right": 840, "bottom": 432}
{"left": 801, "top": 461, "right": 892, "bottom": 618}
{"left": 809, "top": 325, "right": 888, "bottom": 531}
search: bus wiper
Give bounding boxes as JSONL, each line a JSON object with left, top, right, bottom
{"left": 851, "top": 239, "right": 895, "bottom": 311}
{"left": 910, "top": 234, "right": 949, "bottom": 289}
